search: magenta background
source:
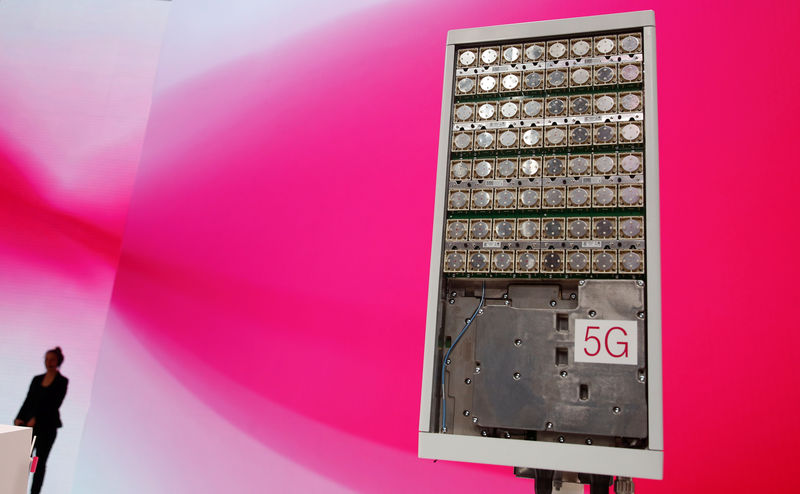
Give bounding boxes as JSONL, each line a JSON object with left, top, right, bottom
{"left": 0, "top": 2, "right": 170, "bottom": 492}
{"left": 2, "top": 0, "right": 799, "bottom": 493}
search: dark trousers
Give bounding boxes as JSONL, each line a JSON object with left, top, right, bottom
{"left": 31, "top": 427, "right": 57, "bottom": 494}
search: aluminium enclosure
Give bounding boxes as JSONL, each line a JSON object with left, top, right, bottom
{"left": 419, "top": 11, "right": 662, "bottom": 480}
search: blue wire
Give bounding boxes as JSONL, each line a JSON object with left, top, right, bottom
{"left": 441, "top": 281, "right": 485, "bottom": 432}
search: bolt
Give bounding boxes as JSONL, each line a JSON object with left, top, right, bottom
{"left": 549, "top": 300, "right": 557, "bottom": 307}
{"left": 560, "top": 370, "right": 568, "bottom": 378}
{"left": 589, "top": 310, "right": 597, "bottom": 317}
{"left": 586, "top": 438, "right": 593, "bottom": 445}
{"left": 504, "top": 300, "right": 510, "bottom": 305}
{"left": 569, "top": 293, "right": 577, "bottom": 300}
{"left": 503, "top": 293, "right": 508, "bottom": 299}
{"left": 475, "top": 366, "right": 481, "bottom": 374}
{"left": 637, "top": 311, "right": 645, "bottom": 319}
{"left": 451, "top": 291, "right": 457, "bottom": 297}
{"left": 463, "top": 410, "right": 470, "bottom": 416}
{"left": 613, "top": 406, "right": 621, "bottom": 414}
{"left": 449, "top": 299, "right": 455, "bottom": 304}
{"left": 514, "top": 339, "right": 522, "bottom": 347}
{"left": 481, "top": 430, "right": 488, "bottom": 437}
{"left": 478, "top": 309, "right": 484, "bottom": 316}
{"left": 636, "top": 280, "right": 644, "bottom": 287}
{"left": 446, "top": 358, "right": 451, "bottom": 365}
{"left": 546, "top": 422, "right": 553, "bottom": 430}
{"left": 504, "top": 431, "right": 511, "bottom": 438}
{"left": 579, "top": 280, "right": 586, "bottom": 286}
{"left": 513, "top": 372, "right": 521, "bottom": 380}
{"left": 638, "top": 374, "right": 646, "bottom": 383}
{"left": 558, "top": 436, "right": 565, "bottom": 443}
{"left": 464, "top": 378, "right": 472, "bottom": 385}
{"left": 472, "top": 416, "right": 479, "bottom": 423}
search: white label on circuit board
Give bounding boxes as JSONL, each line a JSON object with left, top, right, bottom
{"left": 482, "top": 241, "right": 501, "bottom": 248}
{"left": 574, "top": 319, "right": 637, "bottom": 365}
{"left": 581, "top": 241, "right": 601, "bottom": 248}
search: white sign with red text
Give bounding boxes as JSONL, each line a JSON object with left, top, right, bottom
{"left": 574, "top": 319, "right": 638, "bottom": 365}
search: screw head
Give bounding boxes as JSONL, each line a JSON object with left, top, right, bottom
{"left": 451, "top": 291, "right": 457, "bottom": 297}
{"left": 612, "top": 406, "right": 621, "bottom": 414}
{"left": 514, "top": 338, "right": 522, "bottom": 347}
{"left": 513, "top": 372, "right": 521, "bottom": 380}
{"left": 472, "top": 416, "right": 479, "bottom": 423}
{"left": 504, "top": 300, "right": 510, "bottom": 305}
{"left": 464, "top": 378, "right": 472, "bottom": 385}
{"left": 475, "top": 366, "right": 481, "bottom": 374}
{"left": 579, "top": 280, "right": 586, "bottom": 286}
{"left": 589, "top": 310, "right": 597, "bottom": 317}
{"left": 446, "top": 358, "right": 451, "bottom": 365}
{"left": 478, "top": 309, "right": 484, "bottom": 315}
{"left": 546, "top": 422, "right": 553, "bottom": 430}
{"left": 636, "top": 280, "right": 644, "bottom": 287}
{"left": 503, "top": 293, "right": 509, "bottom": 299}
{"left": 569, "top": 293, "right": 577, "bottom": 300}
{"left": 481, "top": 430, "right": 488, "bottom": 437}
{"left": 504, "top": 431, "right": 511, "bottom": 438}
{"left": 560, "top": 370, "right": 568, "bottom": 378}
{"left": 449, "top": 299, "right": 455, "bottom": 304}
{"left": 463, "top": 410, "right": 470, "bottom": 416}
{"left": 638, "top": 374, "right": 646, "bottom": 382}
{"left": 442, "top": 426, "right": 447, "bottom": 433}
{"left": 586, "top": 438, "right": 593, "bottom": 445}
{"left": 549, "top": 300, "right": 557, "bottom": 307}
{"left": 637, "top": 311, "right": 645, "bottom": 319}
{"left": 558, "top": 436, "right": 565, "bottom": 443}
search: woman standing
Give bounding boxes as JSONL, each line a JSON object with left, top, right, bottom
{"left": 14, "top": 347, "right": 69, "bottom": 494}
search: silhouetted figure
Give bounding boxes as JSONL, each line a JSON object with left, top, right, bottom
{"left": 14, "top": 347, "right": 68, "bottom": 494}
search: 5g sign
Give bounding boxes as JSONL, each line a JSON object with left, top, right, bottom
{"left": 574, "top": 319, "right": 638, "bottom": 365}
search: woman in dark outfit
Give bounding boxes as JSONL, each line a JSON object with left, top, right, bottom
{"left": 14, "top": 347, "right": 68, "bottom": 494}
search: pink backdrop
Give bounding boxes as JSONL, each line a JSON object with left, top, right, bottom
{"left": 2, "top": 0, "right": 798, "bottom": 493}
{"left": 0, "top": 1, "right": 169, "bottom": 492}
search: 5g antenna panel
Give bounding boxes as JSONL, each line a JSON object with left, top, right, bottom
{"left": 419, "top": 10, "right": 662, "bottom": 489}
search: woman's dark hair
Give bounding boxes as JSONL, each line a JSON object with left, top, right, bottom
{"left": 47, "top": 346, "right": 64, "bottom": 367}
